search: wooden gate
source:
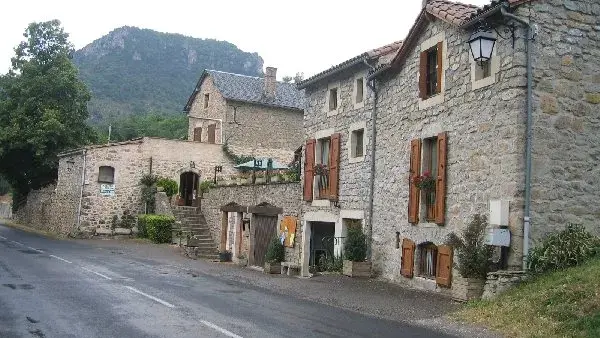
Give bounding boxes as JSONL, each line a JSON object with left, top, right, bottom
{"left": 251, "top": 215, "right": 278, "bottom": 267}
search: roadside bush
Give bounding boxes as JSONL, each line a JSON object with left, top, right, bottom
{"left": 138, "top": 214, "right": 173, "bottom": 243}
{"left": 446, "top": 214, "right": 493, "bottom": 279}
{"left": 264, "top": 237, "right": 285, "bottom": 263}
{"left": 157, "top": 177, "right": 178, "bottom": 199}
{"left": 343, "top": 220, "right": 367, "bottom": 262}
{"left": 527, "top": 223, "right": 600, "bottom": 274}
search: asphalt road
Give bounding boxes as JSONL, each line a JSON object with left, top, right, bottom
{"left": 0, "top": 223, "right": 456, "bottom": 338}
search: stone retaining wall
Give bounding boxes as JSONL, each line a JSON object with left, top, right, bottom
{"left": 482, "top": 270, "right": 528, "bottom": 299}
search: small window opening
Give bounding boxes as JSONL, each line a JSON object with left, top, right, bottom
{"left": 426, "top": 47, "right": 439, "bottom": 97}
{"left": 419, "top": 243, "right": 438, "bottom": 279}
{"left": 351, "top": 129, "right": 364, "bottom": 158}
{"left": 98, "top": 166, "right": 115, "bottom": 183}
{"left": 329, "top": 88, "right": 338, "bottom": 111}
{"left": 475, "top": 60, "right": 492, "bottom": 81}
{"left": 204, "top": 93, "right": 210, "bottom": 108}
{"left": 356, "top": 78, "right": 364, "bottom": 103}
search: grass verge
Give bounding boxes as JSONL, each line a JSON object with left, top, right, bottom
{"left": 453, "top": 257, "right": 600, "bottom": 338}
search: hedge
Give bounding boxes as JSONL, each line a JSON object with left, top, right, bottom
{"left": 138, "top": 214, "right": 174, "bottom": 243}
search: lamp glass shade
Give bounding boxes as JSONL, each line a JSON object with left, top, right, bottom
{"left": 468, "top": 30, "right": 496, "bottom": 62}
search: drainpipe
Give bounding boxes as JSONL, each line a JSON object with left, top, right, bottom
{"left": 76, "top": 149, "right": 87, "bottom": 232}
{"left": 364, "top": 60, "right": 377, "bottom": 261}
{"left": 501, "top": 4, "right": 533, "bottom": 270}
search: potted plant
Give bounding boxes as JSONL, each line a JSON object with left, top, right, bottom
{"left": 446, "top": 214, "right": 493, "bottom": 302}
{"left": 343, "top": 221, "right": 371, "bottom": 277}
{"left": 264, "top": 237, "right": 284, "bottom": 274}
{"left": 414, "top": 170, "right": 436, "bottom": 207}
{"left": 237, "top": 253, "right": 248, "bottom": 266}
{"left": 314, "top": 164, "right": 328, "bottom": 191}
{"left": 219, "top": 250, "right": 232, "bottom": 262}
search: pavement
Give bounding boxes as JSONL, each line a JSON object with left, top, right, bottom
{"left": 0, "top": 221, "right": 501, "bottom": 338}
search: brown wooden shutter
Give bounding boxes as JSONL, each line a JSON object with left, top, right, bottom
{"left": 207, "top": 124, "right": 216, "bottom": 144}
{"left": 193, "top": 127, "right": 202, "bottom": 142}
{"left": 408, "top": 139, "right": 421, "bottom": 224}
{"left": 401, "top": 238, "right": 415, "bottom": 278}
{"left": 435, "top": 132, "right": 447, "bottom": 224}
{"left": 328, "top": 133, "right": 341, "bottom": 201}
{"left": 436, "top": 41, "right": 443, "bottom": 94}
{"left": 418, "top": 51, "right": 428, "bottom": 99}
{"left": 303, "top": 139, "right": 316, "bottom": 201}
{"left": 436, "top": 245, "right": 453, "bottom": 287}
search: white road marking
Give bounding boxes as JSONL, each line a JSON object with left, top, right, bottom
{"left": 201, "top": 320, "right": 243, "bottom": 338}
{"left": 27, "top": 246, "right": 44, "bottom": 253}
{"left": 124, "top": 286, "right": 175, "bottom": 308}
{"left": 0, "top": 235, "right": 6, "bottom": 240}
{"left": 11, "top": 240, "right": 24, "bottom": 246}
{"left": 49, "top": 255, "right": 72, "bottom": 264}
{"left": 81, "top": 267, "right": 112, "bottom": 280}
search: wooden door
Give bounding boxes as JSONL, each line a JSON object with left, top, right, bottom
{"left": 207, "top": 124, "right": 216, "bottom": 144}
{"left": 251, "top": 215, "right": 278, "bottom": 267}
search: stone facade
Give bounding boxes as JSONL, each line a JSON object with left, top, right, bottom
{"left": 368, "top": 0, "right": 600, "bottom": 293}
{"left": 528, "top": 0, "right": 600, "bottom": 238}
{"left": 200, "top": 182, "right": 302, "bottom": 264}
{"left": 186, "top": 72, "right": 303, "bottom": 163}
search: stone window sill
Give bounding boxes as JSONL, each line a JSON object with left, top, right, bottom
{"left": 472, "top": 75, "right": 496, "bottom": 90}
{"left": 326, "top": 109, "right": 339, "bottom": 117}
{"left": 348, "top": 156, "right": 365, "bottom": 163}
{"left": 311, "top": 199, "right": 331, "bottom": 207}
{"left": 418, "top": 93, "right": 445, "bottom": 110}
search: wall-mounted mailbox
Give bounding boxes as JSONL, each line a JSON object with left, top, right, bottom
{"left": 485, "top": 228, "right": 511, "bottom": 247}
{"left": 489, "top": 199, "right": 509, "bottom": 226}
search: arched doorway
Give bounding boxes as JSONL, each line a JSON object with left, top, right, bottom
{"left": 179, "top": 172, "right": 200, "bottom": 207}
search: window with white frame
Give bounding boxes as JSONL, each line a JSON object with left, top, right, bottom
{"left": 351, "top": 129, "right": 364, "bottom": 158}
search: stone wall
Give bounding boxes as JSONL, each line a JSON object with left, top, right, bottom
{"left": 371, "top": 14, "right": 528, "bottom": 290}
{"left": 14, "top": 184, "right": 78, "bottom": 235}
{"left": 482, "top": 270, "right": 528, "bottom": 299}
{"left": 187, "top": 73, "right": 303, "bottom": 163}
{"left": 0, "top": 203, "right": 11, "bottom": 219}
{"left": 200, "top": 182, "right": 302, "bottom": 263}
{"left": 528, "top": 0, "right": 600, "bottom": 238}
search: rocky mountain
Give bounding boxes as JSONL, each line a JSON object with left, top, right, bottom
{"left": 73, "top": 26, "right": 264, "bottom": 122}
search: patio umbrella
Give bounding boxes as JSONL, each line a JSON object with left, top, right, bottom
{"left": 234, "top": 158, "right": 288, "bottom": 170}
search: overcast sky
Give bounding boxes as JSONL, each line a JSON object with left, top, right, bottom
{"left": 0, "top": 0, "right": 490, "bottom": 79}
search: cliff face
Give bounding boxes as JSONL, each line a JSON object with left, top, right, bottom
{"left": 73, "top": 26, "right": 264, "bottom": 121}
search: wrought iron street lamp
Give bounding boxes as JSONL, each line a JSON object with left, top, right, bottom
{"left": 468, "top": 29, "right": 497, "bottom": 63}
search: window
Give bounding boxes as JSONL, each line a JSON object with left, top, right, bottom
{"left": 351, "top": 129, "right": 364, "bottom": 158}
{"left": 418, "top": 243, "right": 438, "bottom": 279}
{"left": 355, "top": 78, "right": 364, "bottom": 104}
{"left": 329, "top": 88, "right": 338, "bottom": 111}
{"left": 422, "top": 136, "right": 438, "bottom": 221}
{"left": 203, "top": 93, "right": 209, "bottom": 108}
{"left": 98, "top": 166, "right": 115, "bottom": 183}
{"left": 193, "top": 127, "right": 202, "bottom": 142}
{"left": 408, "top": 132, "right": 447, "bottom": 225}
{"left": 316, "top": 137, "right": 331, "bottom": 199}
{"left": 474, "top": 60, "right": 491, "bottom": 81}
{"left": 207, "top": 124, "right": 216, "bottom": 144}
{"left": 425, "top": 47, "right": 439, "bottom": 97}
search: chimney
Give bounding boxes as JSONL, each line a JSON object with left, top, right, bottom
{"left": 264, "top": 66, "right": 277, "bottom": 99}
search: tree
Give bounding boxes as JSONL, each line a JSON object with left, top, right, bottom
{"left": 282, "top": 75, "right": 293, "bottom": 83}
{"left": 293, "top": 72, "right": 304, "bottom": 83}
{"left": 0, "top": 20, "right": 93, "bottom": 207}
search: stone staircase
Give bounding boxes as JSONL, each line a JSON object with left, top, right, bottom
{"left": 172, "top": 206, "right": 219, "bottom": 260}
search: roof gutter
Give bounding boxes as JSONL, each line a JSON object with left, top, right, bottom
{"left": 460, "top": 3, "right": 503, "bottom": 29}
{"left": 297, "top": 54, "right": 368, "bottom": 89}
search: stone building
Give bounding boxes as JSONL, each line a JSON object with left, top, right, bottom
{"left": 363, "top": 0, "right": 600, "bottom": 293}
{"left": 295, "top": 41, "right": 402, "bottom": 276}
{"left": 183, "top": 67, "right": 304, "bottom": 163}
{"left": 16, "top": 67, "right": 305, "bottom": 240}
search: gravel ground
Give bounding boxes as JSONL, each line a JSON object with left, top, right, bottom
{"left": 76, "top": 237, "right": 503, "bottom": 338}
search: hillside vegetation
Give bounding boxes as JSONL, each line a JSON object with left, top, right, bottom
{"left": 454, "top": 257, "right": 600, "bottom": 337}
{"left": 73, "top": 26, "right": 264, "bottom": 122}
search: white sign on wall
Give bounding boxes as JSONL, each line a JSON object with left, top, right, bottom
{"left": 100, "top": 184, "right": 115, "bottom": 196}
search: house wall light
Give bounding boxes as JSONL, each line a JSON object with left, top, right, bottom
{"left": 468, "top": 29, "right": 497, "bottom": 63}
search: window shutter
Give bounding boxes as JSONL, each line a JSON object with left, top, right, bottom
{"left": 436, "top": 245, "right": 452, "bottom": 287}
{"left": 193, "top": 127, "right": 202, "bottom": 142}
{"left": 328, "top": 133, "right": 341, "bottom": 201}
{"left": 303, "top": 139, "right": 316, "bottom": 201}
{"left": 436, "top": 41, "right": 443, "bottom": 94}
{"left": 435, "top": 132, "right": 447, "bottom": 224}
{"left": 401, "top": 238, "right": 415, "bottom": 278}
{"left": 418, "top": 51, "right": 428, "bottom": 99}
{"left": 408, "top": 139, "right": 421, "bottom": 224}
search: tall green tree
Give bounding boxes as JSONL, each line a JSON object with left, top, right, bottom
{"left": 0, "top": 20, "right": 93, "bottom": 206}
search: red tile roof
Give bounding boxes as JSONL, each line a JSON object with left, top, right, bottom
{"left": 367, "top": 40, "right": 404, "bottom": 58}
{"left": 426, "top": 0, "right": 480, "bottom": 26}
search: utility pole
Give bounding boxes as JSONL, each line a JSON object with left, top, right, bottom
{"left": 107, "top": 125, "right": 112, "bottom": 144}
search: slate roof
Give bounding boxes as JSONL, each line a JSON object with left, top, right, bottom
{"left": 296, "top": 40, "right": 403, "bottom": 89}
{"left": 184, "top": 70, "right": 304, "bottom": 112}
